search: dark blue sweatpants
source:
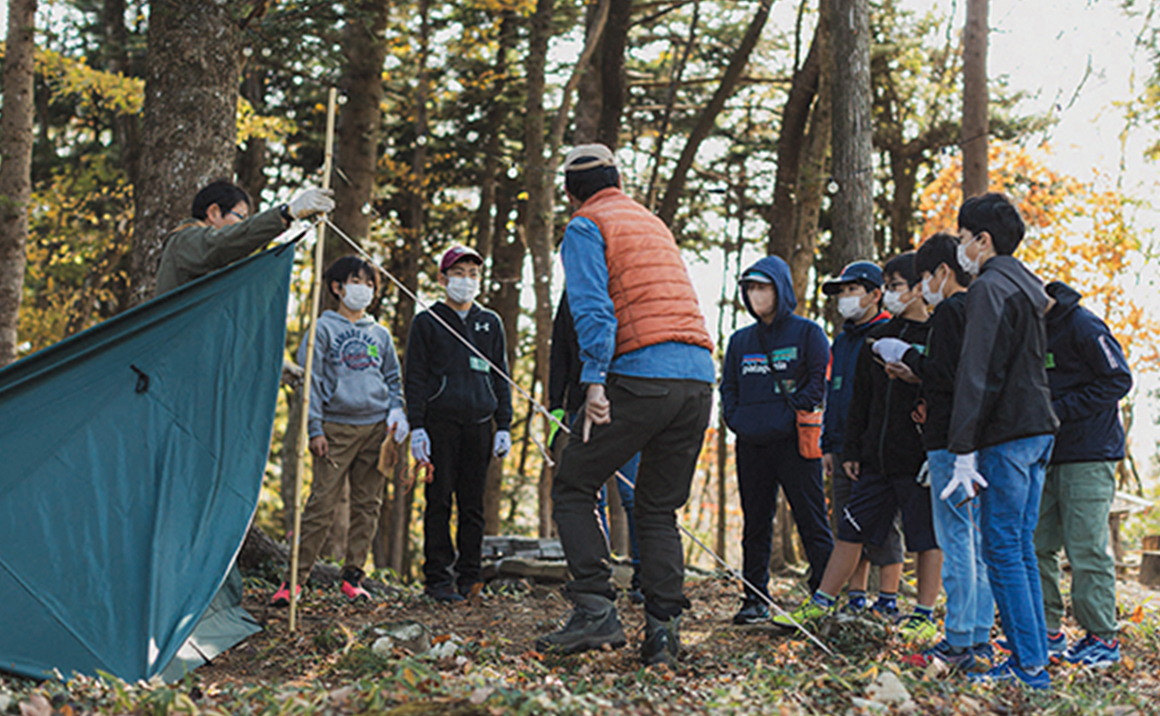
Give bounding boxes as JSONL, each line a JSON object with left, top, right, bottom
{"left": 736, "top": 439, "right": 834, "bottom": 599}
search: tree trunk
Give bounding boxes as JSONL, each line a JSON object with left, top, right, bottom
{"left": 790, "top": 35, "right": 832, "bottom": 309}
{"left": 573, "top": 0, "right": 604, "bottom": 144}
{"left": 236, "top": 69, "right": 269, "bottom": 202}
{"left": 329, "top": 0, "right": 391, "bottom": 267}
{"left": 474, "top": 14, "right": 516, "bottom": 270}
{"left": 656, "top": 0, "right": 774, "bottom": 228}
{"left": 962, "top": 0, "right": 989, "bottom": 198}
{"left": 644, "top": 0, "right": 700, "bottom": 211}
{"left": 595, "top": 0, "right": 632, "bottom": 149}
{"left": 0, "top": 0, "right": 37, "bottom": 367}
{"left": 765, "top": 28, "right": 821, "bottom": 262}
{"left": 101, "top": 0, "right": 139, "bottom": 184}
{"left": 828, "top": 0, "right": 874, "bottom": 267}
{"left": 130, "top": 0, "right": 244, "bottom": 305}
{"left": 281, "top": 386, "right": 303, "bottom": 538}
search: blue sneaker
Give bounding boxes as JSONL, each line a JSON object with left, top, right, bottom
{"left": 1063, "top": 633, "right": 1121, "bottom": 668}
{"left": 968, "top": 658, "right": 1051, "bottom": 690}
{"left": 972, "top": 641, "right": 995, "bottom": 666}
{"left": 1046, "top": 631, "right": 1067, "bottom": 663}
{"left": 904, "top": 639, "right": 983, "bottom": 671}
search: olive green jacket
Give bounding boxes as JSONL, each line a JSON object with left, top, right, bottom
{"left": 154, "top": 207, "right": 287, "bottom": 296}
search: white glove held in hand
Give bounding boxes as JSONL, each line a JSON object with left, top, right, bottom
{"left": 410, "top": 428, "right": 431, "bottom": 464}
{"left": 493, "top": 430, "right": 512, "bottom": 458}
{"left": 387, "top": 407, "right": 409, "bottom": 444}
{"left": 872, "top": 337, "right": 910, "bottom": 364}
{"left": 916, "top": 460, "right": 930, "bottom": 488}
{"left": 289, "top": 187, "right": 335, "bottom": 220}
{"left": 940, "top": 452, "right": 988, "bottom": 501}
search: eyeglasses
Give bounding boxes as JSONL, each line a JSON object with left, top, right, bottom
{"left": 228, "top": 210, "right": 248, "bottom": 221}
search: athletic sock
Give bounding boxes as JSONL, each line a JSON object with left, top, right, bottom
{"left": 813, "top": 591, "right": 837, "bottom": 608}
{"left": 846, "top": 590, "right": 867, "bottom": 610}
{"left": 874, "top": 592, "right": 898, "bottom": 611}
{"left": 914, "top": 604, "right": 934, "bottom": 621}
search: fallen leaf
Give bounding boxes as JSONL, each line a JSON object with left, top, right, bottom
{"left": 19, "top": 694, "right": 51, "bottom": 716}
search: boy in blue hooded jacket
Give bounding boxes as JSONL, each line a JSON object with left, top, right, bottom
{"left": 720, "top": 256, "right": 834, "bottom": 624}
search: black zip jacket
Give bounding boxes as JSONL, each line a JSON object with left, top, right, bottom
{"left": 948, "top": 256, "right": 1059, "bottom": 454}
{"left": 548, "top": 291, "right": 584, "bottom": 415}
{"left": 405, "top": 302, "right": 513, "bottom": 430}
{"left": 842, "top": 316, "right": 930, "bottom": 478}
{"left": 1045, "top": 281, "right": 1132, "bottom": 464}
{"left": 902, "top": 291, "right": 967, "bottom": 451}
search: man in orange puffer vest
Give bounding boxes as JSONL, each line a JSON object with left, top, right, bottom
{"left": 534, "top": 144, "right": 715, "bottom": 667}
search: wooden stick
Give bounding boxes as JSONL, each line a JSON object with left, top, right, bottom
{"left": 289, "top": 87, "right": 338, "bottom": 632}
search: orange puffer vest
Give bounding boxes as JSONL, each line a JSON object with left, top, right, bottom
{"left": 573, "top": 187, "right": 713, "bottom": 357}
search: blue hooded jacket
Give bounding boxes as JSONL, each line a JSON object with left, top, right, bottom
{"left": 720, "top": 256, "right": 829, "bottom": 445}
{"left": 822, "top": 308, "right": 889, "bottom": 455}
{"left": 1045, "top": 281, "right": 1132, "bottom": 464}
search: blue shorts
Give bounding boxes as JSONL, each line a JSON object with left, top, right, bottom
{"left": 837, "top": 470, "right": 937, "bottom": 553}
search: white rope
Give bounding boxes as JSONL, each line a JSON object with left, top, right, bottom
{"left": 316, "top": 217, "right": 835, "bottom": 656}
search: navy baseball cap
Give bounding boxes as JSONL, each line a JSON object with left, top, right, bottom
{"left": 739, "top": 270, "right": 774, "bottom": 285}
{"left": 821, "top": 261, "right": 883, "bottom": 295}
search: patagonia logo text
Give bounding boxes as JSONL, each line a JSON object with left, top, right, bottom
{"left": 770, "top": 347, "right": 798, "bottom": 370}
{"left": 741, "top": 354, "right": 771, "bottom": 375}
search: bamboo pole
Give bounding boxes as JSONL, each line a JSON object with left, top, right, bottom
{"left": 289, "top": 87, "right": 338, "bottom": 632}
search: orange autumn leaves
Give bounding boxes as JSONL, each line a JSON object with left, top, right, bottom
{"left": 916, "top": 141, "right": 1160, "bottom": 375}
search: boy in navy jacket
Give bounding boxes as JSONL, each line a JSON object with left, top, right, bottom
{"left": 720, "top": 256, "right": 833, "bottom": 624}
{"left": 1034, "top": 281, "right": 1132, "bottom": 667}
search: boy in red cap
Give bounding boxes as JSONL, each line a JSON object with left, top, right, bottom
{"left": 405, "top": 245, "right": 513, "bottom": 603}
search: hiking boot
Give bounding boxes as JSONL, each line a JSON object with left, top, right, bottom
{"left": 340, "top": 567, "right": 371, "bottom": 602}
{"left": 534, "top": 592, "right": 627, "bottom": 655}
{"left": 641, "top": 612, "right": 681, "bottom": 667}
{"left": 771, "top": 597, "right": 833, "bottom": 630}
{"left": 425, "top": 584, "right": 466, "bottom": 604}
{"left": 896, "top": 614, "right": 939, "bottom": 644}
{"left": 968, "top": 658, "right": 1051, "bottom": 690}
{"left": 1046, "top": 630, "right": 1068, "bottom": 664}
{"left": 904, "top": 639, "right": 983, "bottom": 671}
{"left": 1063, "top": 633, "right": 1120, "bottom": 668}
{"left": 732, "top": 600, "right": 771, "bottom": 625}
{"left": 269, "top": 581, "right": 301, "bottom": 608}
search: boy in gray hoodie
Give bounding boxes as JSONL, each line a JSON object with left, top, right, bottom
{"left": 270, "top": 256, "right": 408, "bottom": 606}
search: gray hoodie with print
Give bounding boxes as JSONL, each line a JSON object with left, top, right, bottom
{"left": 298, "top": 310, "right": 405, "bottom": 438}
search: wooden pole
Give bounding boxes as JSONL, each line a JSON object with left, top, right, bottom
{"left": 289, "top": 87, "right": 338, "bottom": 632}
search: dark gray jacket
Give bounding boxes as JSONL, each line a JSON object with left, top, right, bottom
{"left": 947, "top": 255, "right": 1059, "bottom": 454}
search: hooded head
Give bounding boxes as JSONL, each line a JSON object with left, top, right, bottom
{"left": 740, "top": 256, "right": 796, "bottom": 324}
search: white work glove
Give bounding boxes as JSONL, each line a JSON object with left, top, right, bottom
{"left": 872, "top": 337, "right": 911, "bottom": 365}
{"left": 493, "top": 430, "right": 512, "bottom": 458}
{"left": 288, "top": 187, "right": 335, "bottom": 220}
{"left": 915, "top": 459, "right": 930, "bottom": 488}
{"left": 940, "top": 452, "right": 988, "bottom": 501}
{"left": 410, "top": 428, "right": 431, "bottom": 464}
{"left": 387, "top": 407, "right": 409, "bottom": 444}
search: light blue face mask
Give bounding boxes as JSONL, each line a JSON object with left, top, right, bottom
{"left": 446, "top": 276, "right": 480, "bottom": 304}
{"left": 342, "top": 282, "right": 374, "bottom": 311}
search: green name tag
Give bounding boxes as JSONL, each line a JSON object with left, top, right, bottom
{"left": 469, "top": 356, "right": 490, "bottom": 373}
{"left": 368, "top": 345, "right": 380, "bottom": 358}
{"left": 832, "top": 376, "right": 843, "bottom": 391}
{"left": 1046, "top": 352, "right": 1055, "bottom": 369}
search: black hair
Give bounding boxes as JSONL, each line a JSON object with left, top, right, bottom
{"left": 565, "top": 165, "right": 620, "bottom": 203}
{"left": 882, "top": 251, "right": 919, "bottom": 288}
{"left": 191, "top": 180, "right": 252, "bottom": 220}
{"left": 958, "top": 192, "right": 1025, "bottom": 255}
{"left": 915, "top": 232, "right": 971, "bottom": 287}
{"left": 324, "top": 255, "right": 379, "bottom": 300}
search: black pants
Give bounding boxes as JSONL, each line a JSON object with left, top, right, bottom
{"left": 736, "top": 439, "right": 834, "bottom": 598}
{"left": 424, "top": 415, "right": 492, "bottom": 589}
{"left": 552, "top": 375, "right": 712, "bottom": 620}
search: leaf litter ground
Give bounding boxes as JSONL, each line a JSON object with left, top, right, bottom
{"left": 2, "top": 573, "right": 1159, "bottom": 715}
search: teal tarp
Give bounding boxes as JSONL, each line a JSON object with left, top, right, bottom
{"left": 0, "top": 244, "right": 294, "bottom": 682}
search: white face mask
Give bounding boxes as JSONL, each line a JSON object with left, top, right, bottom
{"left": 883, "top": 289, "right": 911, "bottom": 316}
{"left": 838, "top": 295, "right": 869, "bottom": 321}
{"left": 957, "top": 240, "right": 981, "bottom": 276}
{"left": 446, "top": 276, "right": 480, "bottom": 305}
{"left": 342, "top": 282, "right": 374, "bottom": 311}
{"left": 922, "top": 271, "right": 947, "bottom": 308}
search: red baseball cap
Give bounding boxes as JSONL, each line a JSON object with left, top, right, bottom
{"left": 439, "top": 245, "right": 484, "bottom": 273}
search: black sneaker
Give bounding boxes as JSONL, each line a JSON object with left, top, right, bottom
{"left": 425, "top": 584, "right": 466, "bottom": 604}
{"left": 641, "top": 612, "right": 681, "bottom": 666}
{"left": 732, "top": 600, "right": 771, "bottom": 625}
{"left": 534, "top": 593, "right": 627, "bottom": 655}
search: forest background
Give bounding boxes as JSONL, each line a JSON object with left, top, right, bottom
{"left": 2, "top": 0, "right": 1160, "bottom": 582}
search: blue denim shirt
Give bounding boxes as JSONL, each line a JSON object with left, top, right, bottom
{"left": 560, "top": 215, "right": 715, "bottom": 386}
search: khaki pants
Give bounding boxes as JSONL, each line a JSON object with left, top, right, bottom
{"left": 292, "top": 421, "right": 387, "bottom": 584}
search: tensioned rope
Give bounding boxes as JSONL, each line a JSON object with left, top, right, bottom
{"left": 311, "top": 217, "right": 836, "bottom": 657}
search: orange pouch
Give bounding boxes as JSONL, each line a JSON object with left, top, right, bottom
{"left": 796, "top": 410, "right": 823, "bottom": 460}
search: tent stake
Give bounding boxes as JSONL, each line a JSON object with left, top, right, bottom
{"left": 289, "top": 87, "right": 337, "bottom": 633}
